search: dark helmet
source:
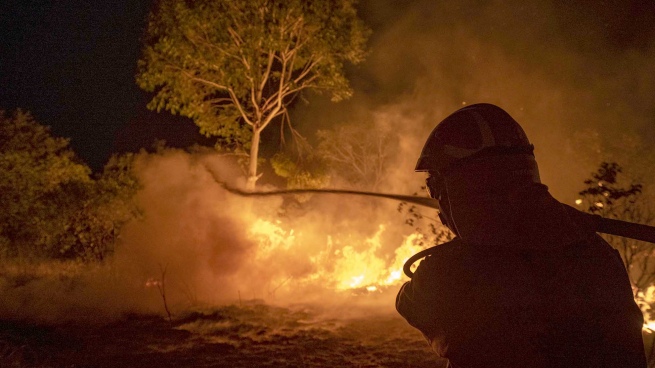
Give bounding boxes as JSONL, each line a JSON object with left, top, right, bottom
{"left": 415, "top": 103, "right": 535, "bottom": 174}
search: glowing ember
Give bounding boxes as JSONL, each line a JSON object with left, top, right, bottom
{"left": 145, "top": 278, "right": 162, "bottom": 288}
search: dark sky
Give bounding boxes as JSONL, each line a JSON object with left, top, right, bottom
{"left": 1, "top": 0, "right": 654, "bottom": 173}
{"left": 0, "top": 0, "right": 203, "bottom": 170}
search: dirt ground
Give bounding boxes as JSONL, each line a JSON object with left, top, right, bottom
{"left": 0, "top": 302, "right": 438, "bottom": 368}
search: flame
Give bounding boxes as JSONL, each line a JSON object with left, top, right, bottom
{"left": 244, "top": 215, "right": 655, "bottom": 335}
{"left": 637, "top": 286, "right": 655, "bottom": 333}
{"left": 249, "top": 219, "right": 295, "bottom": 258}
{"left": 246, "top": 218, "right": 426, "bottom": 293}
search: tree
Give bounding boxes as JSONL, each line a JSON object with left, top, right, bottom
{"left": 576, "top": 162, "right": 655, "bottom": 293}
{"left": 0, "top": 110, "right": 140, "bottom": 260}
{"left": 137, "top": 0, "right": 369, "bottom": 189}
{"left": 577, "top": 162, "right": 655, "bottom": 365}
{"left": 271, "top": 151, "right": 330, "bottom": 190}
{"left": 0, "top": 110, "right": 91, "bottom": 257}
{"left": 55, "top": 153, "right": 141, "bottom": 260}
{"left": 316, "top": 123, "right": 392, "bottom": 190}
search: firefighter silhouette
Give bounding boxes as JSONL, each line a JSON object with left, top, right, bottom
{"left": 396, "top": 103, "right": 646, "bottom": 367}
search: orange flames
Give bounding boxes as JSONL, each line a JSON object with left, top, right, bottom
{"left": 637, "top": 286, "right": 655, "bottom": 333}
{"left": 245, "top": 217, "right": 655, "bottom": 332}
{"left": 246, "top": 218, "right": 425, "bottom": 293}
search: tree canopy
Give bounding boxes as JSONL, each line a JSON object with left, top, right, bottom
{"left": 137, "top": 0, "right": 369, "bottom": 188}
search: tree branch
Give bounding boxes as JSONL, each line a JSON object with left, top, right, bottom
{"left": 293, "top": 57, "right": 322, "bottom": 85}
{"left": 259, "top": 51, "right": 275, "bottom": 98}
{"left": 226, "top": 88, "right": 254, "bottom": 126}
{"left": 191, "top": 25, "right": 242, "bottom": 63}
{"left": 180, "top": 70, "right": 230, "bottom": 90}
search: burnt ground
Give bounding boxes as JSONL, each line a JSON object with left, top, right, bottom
{"left": 0, "top": 302, "right": 438, "bottom": 368}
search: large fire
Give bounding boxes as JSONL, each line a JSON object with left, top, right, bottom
{"left": 122, "top": 151, "right": 655, "bottom": 336}
{"left": 247, "top": 218, "right": 425, "bottom": 293}
{"left": 246, "top": 216, "right": 655, "bottom": 333}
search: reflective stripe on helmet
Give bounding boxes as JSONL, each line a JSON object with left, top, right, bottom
{"left": 415, "top": 103, "right": 533, "bottom": 173}
{"left": 442, "top": 111, "right": 496, "bottom": 159}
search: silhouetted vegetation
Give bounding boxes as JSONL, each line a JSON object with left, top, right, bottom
{"left": 577, "top": 162, "right": 655, "bottom": 293}
{"left": 577, "top": 162, "right": 655, "bottom": 365}
{"left": 0, "top": 110, "right": 140, "bottom": 261}
{"left": 316, "top": 123, "right": 393, "bottom": 190}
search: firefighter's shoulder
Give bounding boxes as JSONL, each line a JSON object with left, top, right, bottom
{"left": 416, "top": 237, "right": 467, "bottom": 274}
{"left": 423, "top": 237, "right": 465, "bottom": 259}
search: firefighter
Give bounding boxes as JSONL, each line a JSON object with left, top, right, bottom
{"left": 396, "top": 103, "right": 646, "bottom": 367}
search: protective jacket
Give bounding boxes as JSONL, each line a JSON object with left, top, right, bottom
{"left": 396, "top": 184, "right": 646, "bottom": 367}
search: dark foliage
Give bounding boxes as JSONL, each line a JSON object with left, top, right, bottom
{"left": 0, "top": 110, "right": 140, "bottom": 261}
{"left": 576, "top": 161, "right": 655, "bottom": 289}
{"left": 397, "top": 185, "right": 453, "bottom": 248}
{"left": 579, "top": 162, "right": 643, "bottom": 214}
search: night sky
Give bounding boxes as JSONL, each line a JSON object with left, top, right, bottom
{"left": 1, "top": 0, "right": 654, "bottom": 173}
{"left": 0, "top": 0, "right": 202, "bottom": 171}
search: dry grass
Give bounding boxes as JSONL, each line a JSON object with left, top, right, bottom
{"left": 0, "top": 259, "right": 86, "bottom": 288}
{"left": 0, "top": 302, "right": 437, "bottom": 368}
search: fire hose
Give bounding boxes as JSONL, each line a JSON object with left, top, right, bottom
{"left": 219, "top": 185, "right": 655, "bottom": 278}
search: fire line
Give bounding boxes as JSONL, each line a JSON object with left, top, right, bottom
{"left": 218, "top": 184, "right": 655, "bottom": 278}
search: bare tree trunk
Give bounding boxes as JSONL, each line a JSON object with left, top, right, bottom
{"left": 246, "top": 127, "right": 261, "bottom": 191}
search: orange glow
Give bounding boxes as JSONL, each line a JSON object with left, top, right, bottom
{"left": 242, "top": 205, "right": 655, "bottom": 334}
{"left": 246, "top": 218, "right": 427, "bottom": 293}
{"left": 637, "top": 286, "right": 655, "bottom": 333}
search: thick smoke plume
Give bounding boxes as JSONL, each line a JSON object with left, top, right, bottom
{"left": 296, "top": 0, "right": 655, "bottom": 202}
{"left": 0, "top": 151, "right": 255, "bottom": 322}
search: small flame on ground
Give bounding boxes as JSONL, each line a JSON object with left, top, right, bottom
{"left": 636, "top": 286, "right": 655, "bottom": 333}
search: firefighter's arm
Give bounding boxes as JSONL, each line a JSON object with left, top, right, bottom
{"left": 396, "top": 258, "right": 449, "bottom": 356}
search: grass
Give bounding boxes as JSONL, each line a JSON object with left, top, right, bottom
{"left": 0, "top": 302, "right": 436, "bottom": 368}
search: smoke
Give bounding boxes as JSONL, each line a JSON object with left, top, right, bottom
{"left": 294, "top": 0, "right": 655, "bottom": 202}
{"left": 0, "top": 150, "right": 255, "bottom": 322}
{"left": 0, "top": 148, "right": 418, "bottom": 323}
{"left": 113, "top": 150, "right": 256, "bottom": 303}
